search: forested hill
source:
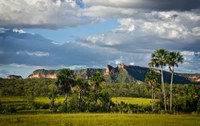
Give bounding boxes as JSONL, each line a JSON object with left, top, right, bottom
{"left": 25, "top": 64, "right": 200, "bottom": 84}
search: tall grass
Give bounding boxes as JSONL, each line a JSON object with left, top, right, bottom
{"left": 112, "top": 97, "right": 157, "bottom": 105}
{"left": 1, "top": 96, "right": 154, "bottom": 105}
{"left": 0, "top": 113, "right": 199, "bottom": 126}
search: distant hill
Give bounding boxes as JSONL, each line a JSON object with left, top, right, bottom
{"left": 7, "top": 75, "right": 23, "bottom": 80}
{"left": 28, "top": 64, "right": 200, "bottom": 84}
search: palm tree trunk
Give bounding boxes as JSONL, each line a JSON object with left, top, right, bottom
{"left": 78, "top": 92, "right": 81, "bottom": 109}
{"left": 170, "top": 71, "right": 174, "bottom": 112}
{"left": 64, "top": 93, "right": 68, "bottom": 108}
{"left": 161, "top": 66, "right": 167, "bottom": 111}
{"left": 151, "top": 85, "right": 154, "bottom": 111}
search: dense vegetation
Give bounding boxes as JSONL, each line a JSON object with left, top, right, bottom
{"left": 0, "top": 49, "right": 200, "bottom": 114}
{"left": 0, "top": 77, "right": 200, "bottom": 113}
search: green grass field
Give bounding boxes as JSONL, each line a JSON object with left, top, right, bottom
{"left": 0, "top": 96, "right": 154, "bottom": 106}
{"left": 112, "top": 97, "right": 157, "bottom": 105}
{"left": 0, "top": 113, "right": 200, "bottom": 126}
{"left": 1, "top": 97, "right": 200, "bottom": 126}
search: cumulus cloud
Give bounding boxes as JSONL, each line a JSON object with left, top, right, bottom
{"left": 0, "top": 0, "right": 87, "bottom": 29}
{"left": 80, "top": 10, "right": 200, "bottom": 52}
{"left": 16, "top": 51, "right": 50, "bottom": 57}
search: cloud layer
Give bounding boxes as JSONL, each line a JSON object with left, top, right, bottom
{"left": 84, "top": 0, "right": 200, "bottom": 11}
{"left": 0, "top": 0, "right": 87, "bottom": 29}
{"left": 0, "top": 0, "right": 200, "bottom": 77}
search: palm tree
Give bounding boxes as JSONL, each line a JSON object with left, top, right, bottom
{"left": 149, "top": 49, "right": 168, "bottom": 111}
{"left": 145, "top": 70, "right": 159, "bottom": 111}
{"left": 74, "top": 78, "right": 89, "bottom": 109}
{"left": 56, "top": 69, "right": 76, "bottom": 111}
{"left": 48, "top": 87, "right": 58, "bottom": 110}
{"left": 89, "top": 72, "right": 105, "bottom": 103}
{"left": 166, "top": 51, "right": 184, "bottom": 112}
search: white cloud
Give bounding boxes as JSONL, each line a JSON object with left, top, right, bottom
{"left": 0, "top": 0, "right": 87, "bottom": 29}
{"left": 180, "top": 51, "right": 194, "bottom": 56}
{"left": 13, "top": 29, "right": 26, "bottom": 34}
{"left": 51, "top": 41, "right": 64, "bottom": 45}
{"left": 0, "top": 28, "right": 7, "bottom": 33}
{"left": 82, "top": 5, "right": 138, "bottom": 19}
{"left": 80, "top": 10, "right": 200, "bottom": 52}
{"left": 16, "top": 51, "right": 50, "bottom": 57}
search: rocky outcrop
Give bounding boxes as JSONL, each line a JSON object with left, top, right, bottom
{"left": 7, "top": 75, "right": 23, "bottom": 79}
{"left": 117, "top": 63, "right": 126, "bottom": 69}
{"left": 28, "top": 73, "right": 57, "bottom": 79}
{"left": 105, "top": 65, "right": 114, "bottom": 75}
{"left": 27, "top": 64, "right": 200, "bottom": 84}
{"left": 179, "top": 74, "right": 200, "bottom": 83}
{"left": 28, "top": 69, "right": 58, "bottom": 79}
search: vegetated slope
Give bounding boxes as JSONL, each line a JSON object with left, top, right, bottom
{"left": 27, "top": 64, "right": 199, "bottom": 84}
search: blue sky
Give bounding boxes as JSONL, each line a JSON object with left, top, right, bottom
{"left": 0, "top": 0, "right": 200, "bottom": 78}
{"left": 26, "top": 19, "right": 118, "bottom": 43}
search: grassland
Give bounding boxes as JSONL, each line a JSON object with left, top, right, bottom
{"left": 0, "top": 113, "right": 200, "bottom": 126}
{"left": 0, "top": 96, "right": 154, "bottom": 106}
{"left": 1, "top": 97, "right": 200, "bottom": 126}
{"left": 112, "top": 97, "right": 157, "bottom": 105}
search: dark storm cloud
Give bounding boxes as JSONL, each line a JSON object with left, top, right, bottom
{"left": 84, "top": 0, "right": 200, "bottom": 11}
{"left": 145, "top": 0, "right": 200, "bottom": 11}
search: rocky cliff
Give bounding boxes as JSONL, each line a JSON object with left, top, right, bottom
{"left": 178, "top": 74, "right": 200, "bottom": 83}
{"left": 27, "top": 64, "right": 200, "bottom": 84}
{"left": 28, "top": 69, "right": 58, "bottom": 79}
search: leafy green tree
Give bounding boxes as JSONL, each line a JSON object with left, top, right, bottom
{"left": 74, "top": 78, "right": 90, "bottom": 109}
{"left": 48, "top": 86, "right": 58, "bottom": 111}
{"left": 90, "top": 72, "right": 105, "bottom": 94}
{"left": 145, "top": 70, "right": 159, "bottom": 111}
{"left": 166, "top": 51, "right": 184, "bottom": 112}
{"left": 89, "top": 72, "right": 105, "bottom": 106}
{"left": 149, "top": 49, "right": 168, "bottom": 111}
{"left": 56, "top": 69, "right": 75, "bottom": 111}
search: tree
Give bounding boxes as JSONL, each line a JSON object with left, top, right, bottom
{"left": 149, "top": 49, "right": 168, "bottom": 111}
{"left": 48, "top": 87, "right": 58, "bottom": 111}
{"left": 56, "top": 69, "right": 75, "bottom": 111}
{"left": 166, "top": 51, "right": 184, "bottom": 112}
{"left": 145, "top": 70, "right": 159, "bottom": 111}
{"left": 89, "top": 72, "right": 105, "bottom": 103}
{"left": 74, "top": 78, "right": 90, "bottom": 109}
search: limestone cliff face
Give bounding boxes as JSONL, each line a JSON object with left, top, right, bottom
{"left": 105, "top": 65, "right": 113, "bottom": 75}
{"left": 28, "top": 73, "right": 57, "bottom": 79}
{"left": 117, "top": 63, "right": 126, "bottom": 69}
{"left": 28, "top": 69, "right": 58, "bottom": 79}
{"left": 179, "top": 74, "right": 200, "bottom": 83}
{"left": 27, "top": 65, "right": 200, "bottom": 84}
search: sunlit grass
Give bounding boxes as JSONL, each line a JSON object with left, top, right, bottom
{"left": 1, "top": 96, "right": 155, "bottom": 106}
{"left": 0, "top": 113, "right": 199, "bottom": 126}
{"left": 112, "top": 97, "right": 158, "bottom": 105}
{"left": 35, "top": 97, "right": 65, "bottom": 104}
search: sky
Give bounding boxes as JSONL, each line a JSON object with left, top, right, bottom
{"left": 0, "top": 0, "right": 200, "bottom": 78}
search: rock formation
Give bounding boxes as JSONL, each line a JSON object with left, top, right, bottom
{"left": 117, "top": 63, "right": 126, "bottom": 69}
{"left": 105, "top": 65, "right": 114, "bottom": 75}
{"left": 7, "top": 75, "right": 23, "bottom": 79}
{"left": 28, "top": 73, "right": 57, "bottom": 79}
{"left": 27, "top": 64, "right": 200, "bottom": 84}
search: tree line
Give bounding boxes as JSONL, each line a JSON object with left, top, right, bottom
{"left": 0, "top": 49, "right": 200, "bottom": 113}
